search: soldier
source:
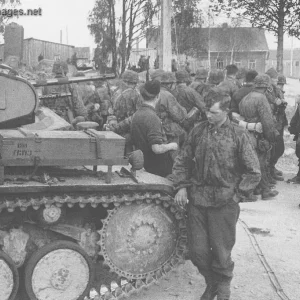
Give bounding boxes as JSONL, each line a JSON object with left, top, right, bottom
{"left": 131, "top": 80, "right": 178, "bottom": 177}
{"left": 157, "top": 72, "right": 187, "bottom": 159}
{"left": 173, "top": 88, "right": 261, "bottom": 300}
{"left": 231, "top": 70, "right": 258, "bottom": 113}
{"left": 288, "top": 96, "right": 300, "bottom": 183}
{"left": 150, "top": 69, "right": 164, "bottom": 82}
{"left": 239, "top": 74, "right": 279, "bottom": 200}
{"left": 208, "top": 69, "right": 225, "bottom": 87}
{"left": 114, "top": 70, "right": 143, "bottom": 122}
{"left": 175, "top": 70, "right": 206, "bottom": 131}
{"left": 113, "top": 70, "right": 143, "bottom": 154}
{"left": 218, "top": 64, "right": 239, "bottom": 103}
{"left": 265, "top": 68, "right": 286, "bottom": 181}
{"left": 42, "top": 68, "right": 87, "bottom": 126}
{"left": 190, "top": 68, "right": 209, "bottom": 96}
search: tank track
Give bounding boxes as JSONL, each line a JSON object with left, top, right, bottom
{"left": 0, "top": 191, "right": 187, "bottom": 300}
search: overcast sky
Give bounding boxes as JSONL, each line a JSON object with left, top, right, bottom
{"left": 2, "top": 0, "right": 300, "bottom": 50}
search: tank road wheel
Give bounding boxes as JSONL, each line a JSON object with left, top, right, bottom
{"left": 99, "top": 202, "right": 181, "bottom": 279}
{"left": 0, "top": 251, "right": 19, "bottom": 300}
{"left": 24, "top": 241, "right": 94, "bottom": 300}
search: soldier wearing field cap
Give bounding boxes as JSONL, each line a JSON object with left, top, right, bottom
{"left": 175, "top": 70, "right": 206, "bottom": 131}
{"left": 239, "top": 74, "right": 279, "bottom": 200}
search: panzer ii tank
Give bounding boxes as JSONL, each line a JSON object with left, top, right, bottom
{"left": 0, "top": 67, "right": 187, "bottom": 300}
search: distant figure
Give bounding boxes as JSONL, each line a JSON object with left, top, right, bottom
{"left": 185, "top": 61, "right": 192, "bottom": 74}
{"left": 38, "top": 53, "right": 44, "bottom": 62}
{"left": 172, "top": 59, "right": 178, "bottom": 72}
{"left": 71, "top": 52, "right": 78, "bottom": 68}
{"left": 154, "top": 56, "right": 159, "bottom": 69}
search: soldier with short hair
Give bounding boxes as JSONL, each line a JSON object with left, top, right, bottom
{"left": 239, "top": 74, "right": 279, "bottom": 200}
{"left": 236, "top": 67, "right": 248, "bottom": 88}
{"left": 173, "top": 88, "right": 261, "bottom": 300}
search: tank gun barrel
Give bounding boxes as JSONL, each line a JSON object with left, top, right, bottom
{"left": 30, "top": 73, "right": 116, "bottom": 87}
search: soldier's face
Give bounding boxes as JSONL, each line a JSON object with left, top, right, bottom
{"left": 206, "top": 102, "right": 227, "bottom": 125}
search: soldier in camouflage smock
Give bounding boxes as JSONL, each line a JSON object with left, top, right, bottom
{"left": 173, "top": 88, "right": 261, "bottom": 300}
{"left": 239, "top": 74, "right": 279, "bottom": 200}
{"left": 42, "top": 68, "right": 87, "bottom": 125}
{"left": 113, "top": 70, "right": 143, "bottom": 122}
{"left": 156, "top": 71, "right": 187, "bottom": 160}
{"left": 189, "top": 68, "right": 209, "bottom": 96}
{"left": 175, "top": 70, "right": 206, "bottom": 131}
{"left": 265, "top": 68, "right": 287, "bottom": 181}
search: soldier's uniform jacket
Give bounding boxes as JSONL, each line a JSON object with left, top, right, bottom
{"left": 265, "top": 84, "right": 288, "bottom": 133}
{"left": 190, "top": 82, "right": 215, "bottom": 99}
{"left": 172, "top": 119, "right": 261, "bottom": 207}
{"left": 114, "top": 87, "right": 143, "bottom": 122}
{"left": 156, "top": 86, "right": 187, "bottom": 143}
{"left": 218, "top": 76, "right": 239, "bottom": 100}
{"left": 175, "top": 83, "right": 205, "bottom": 113}
{"left": 231, "top": 83, "right": 255, "bottom": 113}
{"left": 95, "top": 86, "right": 113, "bottom": 117}
{"left": 239, "top": 90, "right": 277, "bottom": 143}
{"left": 42, "top": 83, "right": 87, "bottom": 121}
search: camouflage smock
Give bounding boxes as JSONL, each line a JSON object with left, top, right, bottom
{"left": 114, "top": 87, "right": 143, "bottom": 122}
{"left": 218, "top": 76, "right": 239, "bottom": 100}
{"left": 172, "top": 119, "right": 261, "bottom": 207}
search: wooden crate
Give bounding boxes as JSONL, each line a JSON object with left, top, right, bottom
{"left": 0, "top": 128, "right": 127, "bottom": 167}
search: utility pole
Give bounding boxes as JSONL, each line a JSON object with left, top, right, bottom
{"left": 159, "top": 0, "right": 172, "bottom": 71}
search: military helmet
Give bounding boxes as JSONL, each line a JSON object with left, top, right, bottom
{"left": 122, "top": 70, "right": 139, "bottom": 84}
{"left": 208, "top": 69, "right": 224, "bottom": 85}
{"left": 195, "top": 68, "right": 208, "bottom": 80}
{"left": 150, "top": 69, "right": 165, "bottom": 81}
{"left": 265, "top": 67, "right": 278, "bottom": 79}
{"left": 254, "top": 74, "right": 271, "bottom": 88}
{"left": 160, "top": 71, "right": 176, "bottom": 83}
{"left": 175, "top": 70, "right": 190, "bottom": 83}
{"left": 277, "top": 74, "right": 287, "bottom": 85}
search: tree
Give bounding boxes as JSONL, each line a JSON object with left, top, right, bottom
{"left": 214, "top": 0, "right": 300, "bottom": 73}
{"left": 88, "top": 0, "right": 159, "bottom": 74}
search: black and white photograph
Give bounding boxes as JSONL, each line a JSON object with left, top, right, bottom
{"left": 0, "top": 0, "right": 299, "bottom": 299}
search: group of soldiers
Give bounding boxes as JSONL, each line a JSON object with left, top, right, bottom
{"left": 104, "top": 65, "right": 288, "bottom": 202}
{"left": 41, "top": 63, "right": 289, "bottom": 202}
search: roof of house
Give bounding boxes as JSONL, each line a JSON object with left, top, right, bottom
{"left": 147, "top": 26, "right": 269, "bottom": 53}
{"left": 0, "top": 37, "right": 75, "bottom": 47}
{"left": 268, "top": 49, "right": 300, "bottom": 61}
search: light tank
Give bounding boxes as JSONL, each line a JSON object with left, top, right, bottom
{"left": 0, "top": 66, "right": 187, "bottom": 300}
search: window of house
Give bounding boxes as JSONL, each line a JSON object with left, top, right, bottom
{"left": 295, "top": 61, "right": 299, "bottom": 67}
{"left": 248, "top": 59, "right": 256, "bottom": 70}
{"left": 234, "top": 59, "right": 241, "bottom": 67}
{"left": 216, "top": 58, "right": 224, "bottom": 69}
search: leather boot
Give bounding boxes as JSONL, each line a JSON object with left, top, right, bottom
{"left": 270, "top": 166, "right": 284, "bottom": 181}
{"left": 261, "top": 190, "right": 279, "bottom": 200}
{"left": 217, "top": 280, "right": 231, "bottom": 300}
{"left": 200, "top": 283, "right": 218, "bottom": 300}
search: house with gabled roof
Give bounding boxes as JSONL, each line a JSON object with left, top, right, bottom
{"left": 147, "top": 26, "right": 269, "bottom": 73}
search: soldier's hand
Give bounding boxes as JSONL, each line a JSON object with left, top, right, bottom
{"left": 174, "top": 188, "right": 188, "bottom": 207}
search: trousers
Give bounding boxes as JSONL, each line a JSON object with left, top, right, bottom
{"left": 187, "top": 201, "right": 240, "bottom": 282}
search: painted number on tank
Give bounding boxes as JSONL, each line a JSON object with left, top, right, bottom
{"left": 13, "top": 143, "right": 32, "bottom": 156}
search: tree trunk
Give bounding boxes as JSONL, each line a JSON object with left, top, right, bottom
{"left": 109, "top": 0, "right": 118, "bottom": 74}
{"left": 121, "top": 0, "right": 127, "bottom": 73}
{"left": 277, "top": 0, "right": 284, "bottom": 73}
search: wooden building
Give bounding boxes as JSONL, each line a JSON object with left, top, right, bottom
{"left": 266, "top": 49, "right": 300, "bottom": 78}
{"left": 147, "top": 26, "right": 269, "bottom": 73}
{"left": 0, "top": 38, "right": 75, "bottom": 67}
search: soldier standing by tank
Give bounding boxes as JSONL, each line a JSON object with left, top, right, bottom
{"left": 173, "top": 88, "right": 261, "bottom": 300}
{"left": 231, "top": 70, "right": 258, "bottom": 114}
{"left": 239, "top": 74, "right": 279, "bottom": 200}
{"left": 157, "top": 71, "right": 187, "bottom": 160}
{"left": 265, "top": 68, "right": 286, "bottom": 181}
{"left": 113, "top": 70, "right": 143, "bottom": 154}
{"left": 175, "top": 70, "right": 206, "bottom": 131}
